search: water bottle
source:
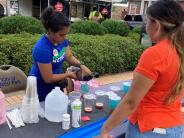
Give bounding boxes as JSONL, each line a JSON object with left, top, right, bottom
{"left": 45, "top": 87, "right": 68, "bottom": 122}
{"left": 71, "top": 99, "right": 82, "bottom": 128}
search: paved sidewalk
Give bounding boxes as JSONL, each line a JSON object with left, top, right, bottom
{"left": 5, "top": 72, "right": 133, "bottom": 108}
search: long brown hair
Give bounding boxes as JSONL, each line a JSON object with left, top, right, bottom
{"left": 147, "top": 0, "right": 184, "bottom": 103}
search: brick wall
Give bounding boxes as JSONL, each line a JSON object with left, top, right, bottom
{"left": 111, "top": 6, "right": 128, "bottom": 20}
{"left": 128, "top": 0, "right": 141, "bottom": 14}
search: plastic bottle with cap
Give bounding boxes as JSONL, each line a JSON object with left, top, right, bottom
{"left": 62, "top": 114, "right": 70, "bottom": 130}
{"left": 45, "top": 87, "right": 68, "bottom": 122}
{"left": 71, "top": 99, "right": 82, "bottom": 128}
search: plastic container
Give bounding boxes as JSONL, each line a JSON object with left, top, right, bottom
{"left": 95, "top": 90, "right": 105, "bottom": 109}
{"left": 68, "top": 91, "right": 81, "bottom": 105}
{"left": 83, "top": 93, "right": 95, "bottom": 113}
{"left": 71, "top": 99, "right": 82, "bottom": 128}
{"left": 0, "top": 89, "right": 6, "bottom": 125}
{"left": 123, "top": 81, "right": 132, "bottom": 93}
{"left": 45, "top": 87, "right": 68, "bottom": 122}
{"left": 80, "top": 82, "right": 90, "bottom": 94}
{"left": 109, "top": 95, "right": 121, "bottom": 110}
{"left": 62, "top": 114, "right": 70, "bottom": 130}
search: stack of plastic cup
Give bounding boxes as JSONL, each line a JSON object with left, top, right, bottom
{"left": 20, "top": 76, "right": 40, "bottom": 123}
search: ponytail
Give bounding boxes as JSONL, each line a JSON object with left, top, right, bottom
{"left": 41, "top": 7, "right": 55, "bottom": 31}
{"left": 41, "top": 6, "right": 70, "bottom": 33}
{"left": 166, "top": 22, "right": 184, "bottom": 104}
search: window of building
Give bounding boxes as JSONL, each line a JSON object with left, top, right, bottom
{"left": 10, "top": 0, "right": 19, "bottom": 15}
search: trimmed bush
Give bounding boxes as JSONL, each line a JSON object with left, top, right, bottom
{"left": 0, "top": 15, "right": 44, "bottom": 34}
{"left": 0, "top": 33, "right": 146, "bottom": 75}
{"left": 101, "top": 20, "right": 130, "bottom": 36}
{"left": 0, "top": 52, "right": 10, "bottom": 65}
{"left": 126, "top": 32, "right": 140, "bottom": 44}
{"left": 70, "top": 20, "right": 107, "bottom": 35}
{"left": 132, "top": 26, "right": 141, "bottom": 34}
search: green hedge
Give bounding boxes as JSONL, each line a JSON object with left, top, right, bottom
{"left": 132, "top": 26, "right": 141, "bottom": 34}
{"left": 101, "top": 20, "right": 129, "bottom": 36}
{"left": 0, "top": 33, "right": 146, "bottom": 75}
{"left": 70, "top": 20, "right": 107, "bottom": 35}
{"left": 0, "top": 15, "right": 44, "bottom": 34}
{"left": 70, "top": 20, "right": 130, "bottom": 36}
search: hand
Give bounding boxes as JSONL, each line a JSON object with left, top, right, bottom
{"left": 80, "top": 65, "right": 92, "bottom": 76}
{"left": 66, "top": 70, "right": 77, "bottom": 80}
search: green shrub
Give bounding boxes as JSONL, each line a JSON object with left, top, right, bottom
{"left": 0, "top": 33, "right": 40, "bottom": 74}
{"left": 0, "top": 33, "right": 146, "bottom": 75}
{"left": 132, "top": 26, "right": 141, "bottom": 34}
{"left": 70, "top": 20, "right": 107, "bottom": 35}
{"left": 127, "top": 32, "right": 140, "bottom": 44}
{"left": 101, "top": 20, "right": 130, "bottom": 36}
{"left": 0, "top": 52, "right": 10, "bottom": 65}
{"left": 0, "top": 15, "right": 44, "bottom": 34}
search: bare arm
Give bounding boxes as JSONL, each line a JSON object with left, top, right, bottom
{"left": 65, "top": 46, "right": 91, "bottom": 75}
{"left": 101, "top": 72, "right": 155, "bottom": 137}
{"left": 37, "top": 62, "right": 76, "bottom": 83}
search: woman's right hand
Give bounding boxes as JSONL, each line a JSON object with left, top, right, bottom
{"left": 66, "top": 70, "right": 77, "bottom": 80}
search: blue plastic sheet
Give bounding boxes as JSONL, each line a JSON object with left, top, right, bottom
{"left": 57, "top": 116, "right": 128, "bottom": 138}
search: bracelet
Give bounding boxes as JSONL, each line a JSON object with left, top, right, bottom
{"left": 76, "top": 62, "right": 83, "bottom": 68}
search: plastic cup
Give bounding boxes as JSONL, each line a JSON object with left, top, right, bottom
{"left": 80, "top": 82, "right": 90, "bottom": 94}
{"left": 20, "top": 76, "right": 40, "bottom": 123}
{"left": 83, "top": 94, "right": 95, "bottom": 113}
{"left": 95, "top": 90, "right": 105, "bottom": 109}
{"left": 109, "top": 95, "right": 121, "bottom": 110}
{"left": 25, "top": 76, "right": 38, "bottom": 98}
{"left": 123, "top": 81, "right": 132, "bottom": 93}
{"left": 68, "top": 91, "right": 81, "bottom": 105}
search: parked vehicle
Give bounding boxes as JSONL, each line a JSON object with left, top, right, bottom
{"left": 123, "top": 14, "right": 153, "bottom": 46}
{"left": 123, "top": 14, "right": 146, "bottom": 30}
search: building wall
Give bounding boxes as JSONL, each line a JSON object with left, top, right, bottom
{"left": 111, "top": 5, "right": 128, "bottom": 20}
{"left": 128, "top": 0, "right": 141, "bottom": 14}
{"left": 19, "top": 0, "right": 32, "bottom": 16}
{"left": 0, "top": 0, "right": 6, "bottom": 7}
{"left": 140, "top": 0, "right": 184, "bottom": 15}
{"left": 0, "top": 0, "right": 7, "bottom": 15}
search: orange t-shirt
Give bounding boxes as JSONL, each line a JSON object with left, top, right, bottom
{"left": 129, "top": 38, "right": 184, "bottom": 133}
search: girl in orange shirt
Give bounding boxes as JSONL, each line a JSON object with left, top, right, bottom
{"left": 101, "top": 0, "right": 184, "bottom": 138}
